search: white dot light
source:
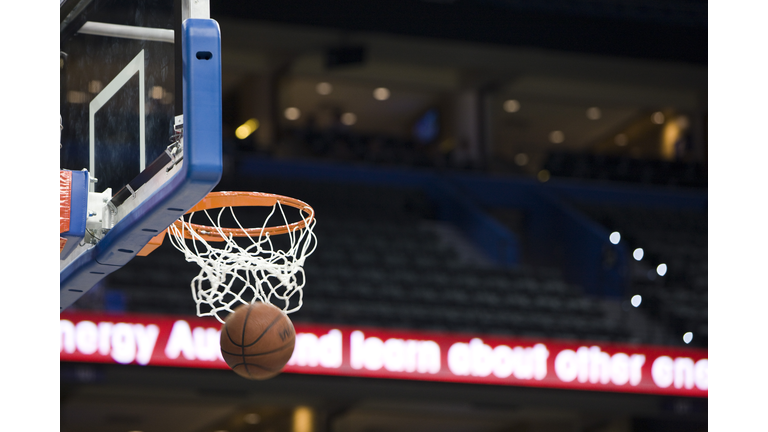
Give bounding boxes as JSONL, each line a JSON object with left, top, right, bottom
{"left": 633, "top": 248, "right": 644, "bottom": 261}
{"left": 656, "top": 263, "right": 667, "bottom": 276}
{"left": 586, "top": 107, "right": 601, "bottom": 120}
{"left": 609, "top": 232, "right": 621, "bottom": 244}
{"left": 683, "top": 332, "right": 693, "bottom": 344}
{"left": 503, "top": 99, "right": 520, "bottom": 113}
{"left": 316, "top": 82, "right": 332, "bottom": 95}
{"left": 284, "top": 107, "right": 301, "bottom": 121}
{"left": 631, "top": 295, "right": 642, "bottom": 307}
{"left": 373, "top": 87, "right": 390, "bottom": 101}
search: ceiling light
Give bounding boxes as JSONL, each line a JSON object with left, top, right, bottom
{"left": 88, "top": 80, "right": 103, "bottom": 94}
{"left": 633, "top": 248, "right": 644, "bottom": 261}
{"left": 586, "top": 107, "right": 601, "bottom": 120}
{"left": 373, "top": 87, "right": 390, "bottom": 101}
{"left": 235, "top": 118, "right": 259, "bottom": 139}
{"left": 244, "top": 413, "right": 261, "bottom": 425}
{"left": 503, "top": 99, "right": 520, "bottom": 113}
{"left": 651, "top": 111, "right": 665, "bottom": 124}
{"left": 151, "top": 86, "right": 164, "bottom": 100}
{"left": 67, "top": 91, "right": 88, "bottom": 104}
{"left": 284, "top": 107, "right": 301, "bottom": 121}
{"left": 630, "top": 295, "right": 642, "bottom": 307}
{"left": 656, "top": 263, "right": 667, "bottom": 276}
{"left": 341, "top": 112, "right": 357, "bottom": 126}
{"left": 316, "top": 82, "right": 332, "bottom": 95}
{"left": 549, "top": 130, "right": 565, "bottom": 144}
{"left": 293, "top": 406, "right": 313, "bottom": 432}
{"left": 614, "top": 134, "right": 628, "bottom": 146}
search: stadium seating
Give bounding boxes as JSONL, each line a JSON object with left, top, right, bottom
{"left": 91, "top": 174, "right": 638, "bottom": 345}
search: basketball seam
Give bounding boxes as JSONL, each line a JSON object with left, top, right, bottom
{"left": 220, "top": 336, "right": 295, "bottom": 357}
{"left": 241, "top": 305, "right": 253, "bottom": 377}
{"left": 224, "top": 307, "right": 286, "bottom": 348}
{"left": 231, "top": 361, "right": 283, "bottom": 374}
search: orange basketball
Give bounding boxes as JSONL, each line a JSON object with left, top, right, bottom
{"left": 219, "top": 302, "right": 296, "bottom": 380}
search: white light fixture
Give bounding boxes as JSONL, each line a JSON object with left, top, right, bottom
{"left": 630, "top": 295, "right": 642, "bottom": 307}
{"left": 683, "top": 332, "right": 693, "bottom": 344}
{"left": 373, "top": 87, "right": 390, "bottom": 101}
{"left": 633, "top": 248, "right": 644, "bottom": 261}
{"left": 503, "top": 99, "right": 520, "bottom": 113}
{"left": 656, "top": 263, "right": 667, "bottom": 276}
{"left": 316, "top": 82, "right": 332, "bottom": 95}
{"left": 609, "top": 232, "right": 621, "bottom": 245}
{"left": 284, "top": 107, "right": 301, "bottom": 121}
{"left": 586, "top": 107, "right": 601, "bottom": 120}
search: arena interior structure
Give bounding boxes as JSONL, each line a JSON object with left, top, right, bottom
{"left": 59, "top": 1, "right": 707, "bottom": 431}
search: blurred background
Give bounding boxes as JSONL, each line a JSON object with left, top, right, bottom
{"left": 61, "top": 0, "right": 707, "bottom": 431}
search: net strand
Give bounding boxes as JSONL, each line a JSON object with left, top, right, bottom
{"left": 167, "top": 200, "right": 316, "bottom": 323}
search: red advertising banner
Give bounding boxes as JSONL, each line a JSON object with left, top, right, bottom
{"left": 60, "top": 311, "right": 707, "bottom": 397}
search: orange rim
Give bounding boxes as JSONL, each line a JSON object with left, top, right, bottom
{"left": 172, "top": 191, "right": 314, "bottom": 242}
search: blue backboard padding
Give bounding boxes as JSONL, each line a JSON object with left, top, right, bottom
{"left": 60, "top": 19, "right": 223, "bottom": 311}
{"left": 60, "top": 170, "right": 89, "bottom": 260}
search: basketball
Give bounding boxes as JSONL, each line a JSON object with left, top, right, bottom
{"left": 219, "top": 302, "right": 296, "bottom": 380}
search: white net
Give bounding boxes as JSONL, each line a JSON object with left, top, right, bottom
{"left": 167, "top": 198, "right": 317, "bottom": 323}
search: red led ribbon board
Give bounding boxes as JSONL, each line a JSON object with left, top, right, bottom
{"left": 60, "top": 171, "right": 72, "bottom": 252}
{"left": 60, "top": 312, "right": 707, "bottom": 397}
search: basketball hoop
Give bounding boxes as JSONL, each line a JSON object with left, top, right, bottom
{"left": 166, "top": 191, "right": 317, "bottom": 323}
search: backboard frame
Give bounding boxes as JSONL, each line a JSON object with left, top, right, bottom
{"left": 60, "top": 15, "right": 223, "bottom": 311}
